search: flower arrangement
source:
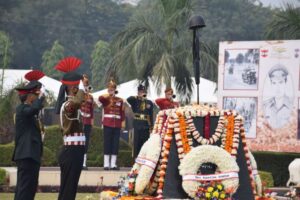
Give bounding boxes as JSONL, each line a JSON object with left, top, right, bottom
{"left": 179, "top": 145, "right": 239, "bottom": 199}
{"left": 195, "top": 181, "right": 231, "bottom": 200}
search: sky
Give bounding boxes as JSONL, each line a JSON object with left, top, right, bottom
{"left": 259, "top": 0, "right": 300, "bottom": 7}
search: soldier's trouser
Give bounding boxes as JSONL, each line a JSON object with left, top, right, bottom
{"left": 58, "top": 145, "right": 85, "bottom": 200}
{"left": 84, "top": 124, "right": 92, "bottom": 153}
{"left": 14, "top": 158, "right": 40, "bottom": 200}
{"left": 133, "top": 126, "right": 150, "bottom": 158}
{"left": 103, "top": 126, "right": 121, "bottom": 155}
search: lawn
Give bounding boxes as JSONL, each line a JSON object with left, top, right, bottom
{"left": 0, "top": 193, "right": 99, "bottom": 200}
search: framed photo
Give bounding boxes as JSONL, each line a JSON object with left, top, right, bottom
{"left": 223, "top": 97, "right": 257, "bottom": 138}
{"left": 223, "top": 49, "right": 259, "bottom": 90}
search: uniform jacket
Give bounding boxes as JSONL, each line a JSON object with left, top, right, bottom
{"left": 81, "top": 93, "right": 94, "bottom": 125}
{"left": 99, "top": 94, "right": 125, "bottom": 128}
{"left": 127, "top": 96, "right": 154, "bottom": 128}
{"left": 12, "top": 97, "right": 44, "bottom": 163}
{"left": 155, "top": 98, "right": 179, "bottom": 110}
{"left": 61, "top": 95, "right": 84, "bottom": 135}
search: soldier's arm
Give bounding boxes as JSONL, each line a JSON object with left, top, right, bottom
{"left": 126, "top": 96, "right": 136, "bottom": 107}
{"left": 22, "top": 97, "right": 45, "bottom": 116}
{"left": 155, "top": 98, "right": 164, "bottom": 110}
{"left": 99, "top": 94, "right": 111, "bottom": 107}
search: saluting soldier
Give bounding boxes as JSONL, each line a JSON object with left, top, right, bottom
{"left": 54, "top": 57, "right": 86, "bottom": 200}
{"left": 81, "top": 74, "right": 94, "bottom": 170}
{"left": 13, "top": 70, "right": 45, "bottom": 200}
{"left": 155, "top": 87, "right": 180, "bottom": 110}
{"left": 99, "top": 80, "right": 125, "bottom": 170}
{"left": 127, "top": 84, "right": 153, "bottom": 158}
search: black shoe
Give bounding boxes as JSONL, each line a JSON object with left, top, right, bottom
{"left": 111, "top": 166, "right": 120, "bottom": 171}
{"left": 82, "top": 166, "right": 88, "bottom": 170}
{"left": 104, "top": 167, "right": 110, "bottom": 171}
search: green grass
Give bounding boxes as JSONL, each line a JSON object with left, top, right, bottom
{"left": 0, "top": 193, "right": 99, "bottom": 200}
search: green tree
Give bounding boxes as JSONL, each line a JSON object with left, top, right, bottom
{"left": 41, "top": 40, "right": 64, "bottom": 79}
{"left": 0, "top": 31, "right": 13, "bottom": 96}
{"left": 0, "top": 88, "right": 19, "bottom": 144}
{"left": 109, "top": 0, "right": 217, "bottom": 102}
{"left": 90, "top": 40, "right": 112, "bottom": 90}
{"left": 265, "top": 3, "right": 300, "bottom": 39}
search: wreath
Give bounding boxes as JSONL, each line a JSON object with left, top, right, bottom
{"left": 179, "top": 145, "right": 239, "bottom": 199}
{"left": 133, "top": 134, "right": 162, "bottom": 194}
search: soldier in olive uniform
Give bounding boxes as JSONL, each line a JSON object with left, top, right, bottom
{"left": 13, "top": 70, "right": 45, "bottom": 200}
{"left": 263, "top": 64, "right": 293, "bottom": 129}
{"left": 127, "top": 84, "right": 154, "bottom": 158}
{"left": 54, "top": 57, "right": 86, "bottom": 200}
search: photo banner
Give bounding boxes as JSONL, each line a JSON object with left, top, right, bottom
{"left": 218, "top": 40, "right": 300, "bottom": 152}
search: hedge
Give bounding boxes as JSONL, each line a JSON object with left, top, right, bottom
{"left": 0, "top": 126, "right": 134, "bottom": 167}
{"left": 0, "top": 168, "right": 6, "bottom": 185}
{"left": 258, "top": 171, "right": 274, "bottom": 188}
{"left": 253, "top": 151, "right": 300, "bottom": 187}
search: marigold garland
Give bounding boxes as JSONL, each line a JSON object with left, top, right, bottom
{"left": 177, "top": 112, "right": 191, "bottom": 154}
{"left": 224, "top": 115, "right": 234, "bottom": 153}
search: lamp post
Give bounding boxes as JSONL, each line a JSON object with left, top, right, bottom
{"left": 189, "top": 15, "right": 205, "bottom": 104}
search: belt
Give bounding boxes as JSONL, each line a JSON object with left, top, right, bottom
{"left": 64, "top": 133, "right": 86, "bottom": 146}
{"left": 104, "top": 114, "right": 121, "bottom": 119}
{"left": 134, "top": 113, "right": 149, "bottom": 121}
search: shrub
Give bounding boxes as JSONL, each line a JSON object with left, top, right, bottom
{"left": 0, "top": 143, "right": 14, "bottom": 166}
{"left": 258, "top": 170, "right": 274, "bottom": 187}
{"left": 0, "top": 168, "right": 6, "bottom": 185}
{"left": 253, "top": 151, "right": 300, "bottom": 186}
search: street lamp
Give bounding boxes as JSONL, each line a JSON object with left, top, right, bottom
{"left": 189, "top": 15, "right": 205, "bottom": 104}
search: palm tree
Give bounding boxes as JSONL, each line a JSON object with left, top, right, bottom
{"left": 107, "top": 0, "right": 217, "bottom": 102}
{"left": 265, "top": 3, "right": 300, "bottom": 39}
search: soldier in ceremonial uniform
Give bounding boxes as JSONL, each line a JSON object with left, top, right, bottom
{"left": 127, "top": 84, "right": 154, "bottom": 158}
{"left": 13, "top": 70, "right": 45, "bottom": 200}
{"left": 155, "top": 87, "right": 180, "bottom": 110}
{"left": 99, "top": 80, "right": 125, "bottom": 170}
{"left": 54, "top": 57, "right": 86, "bottom": 200}
{"left": 81, "top": 74, "right": 94, "bottom": 170}
{"left": 263, "top": 64, "right": 293, "bottom": 129}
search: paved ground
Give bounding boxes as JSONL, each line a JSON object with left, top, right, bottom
{"left": 1, "top": 167, "right": 131, "bottom": 187}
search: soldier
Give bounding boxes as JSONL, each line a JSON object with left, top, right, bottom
{"left": 81, "top": 74, "right": 94, "bottom": 170}
{"left": 13, "top": 70, "right": 45, "bottom": 200}
{"left": 99, "top": 80, "right": 125, "bottom": 170}
{"left": 263, "top": 64, "right": 293, "bottom": 129}
{"left": 155, "top": 87, "right": 180, "bottom": 110}
{"left": 54, "top": 57, "right": 86, "bottom": 200}
{"left": 127, "top": 84, "right": 154, "bottom": 158}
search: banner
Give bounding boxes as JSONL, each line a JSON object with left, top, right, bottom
{"left": 218, "top": 40, "right": 300, "bottom": 152}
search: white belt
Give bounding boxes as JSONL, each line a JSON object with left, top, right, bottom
{"left": 64, "top": 136, "right": 86, "bottom": 143}
{"left": 183, "top": 171, "right": 239, "bottom": 181}
{"left": 81, "top": 112, "right": 91, "bottom": 118}
{"left": 135, "top": 157, "right": 157, "bottom": 169}
{"left": 104, "top": 114, "right": 121, "bottom": 119}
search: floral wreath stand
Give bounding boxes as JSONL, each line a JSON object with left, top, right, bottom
{"left": 161, "top": 109, "right": 256, "bottom": 200}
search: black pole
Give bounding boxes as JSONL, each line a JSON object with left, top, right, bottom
{"left": 189, "top": 15, "right": 205, "bottom": 105}
{"left": 193, "top": 29, "right": 200, "bottom": 104}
